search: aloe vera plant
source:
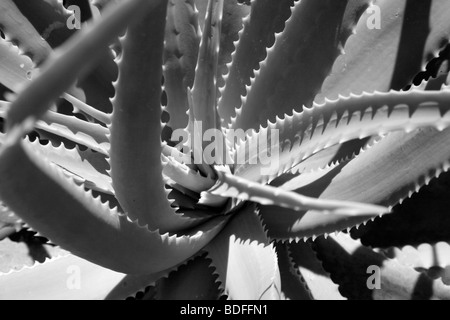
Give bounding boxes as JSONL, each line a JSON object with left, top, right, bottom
{"left": 1, "top": 0, "right": 450, "bottom": 300}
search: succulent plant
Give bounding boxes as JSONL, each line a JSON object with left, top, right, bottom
{"left": 1, "top": 0, "right": 450, "bottom": 300}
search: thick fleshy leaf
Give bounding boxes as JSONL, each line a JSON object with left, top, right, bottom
{"left": 216, "top": 0, "right": 250, "bottom": 84}
{"left": 0, "top": 0, "right": 51, "bottom": 65}
{"left": 0, "top": 142, "right": 226, "bottom": 274}
{"left": 0, "top": 206, "right": 20, "bottom": 240}
{"left": 163, "top": 0, "right": 200, "bottom": 130}
{"left": 235, "top": 89, "right": 450, "bottom": 184}
{"left": 233, "top": 0, "right": 370, "bottom": 131}
{"left": 205, "top": 205, "right": 282, "bottom": 300}
{"left": 162, "top": 155, "right": 215, "bottom": 194}
{"left": 0, "top": 99, "right": 110, "bottom": 154}
{"left": 314, "top": 234, "right": 450, "bottom": 300}
{"left": 17, "top": 136, "right": 113, "bottom": 194}
{"left": 0, "top": 253, "right": 166, "bottom": 300}
{"left": 110, "top": 0, "right": 204, "bottom": 233}
{"left": 154, "top": 254, "right": 221, "bottom": 300}
{"left": 0, "top": 38, "right": 33, "bottom": 92}
{"left": 276, "top": 243, "right": 312, "bottom": 300}
{"left": 8, "top": 0, "right": 116, "bottom": 113}
{"left": 62, "top": 93, "right": 111, "bottom": 125}
{"left": 260, "top": 126, "right": 450, "bottom": 240}
{"left": 6, "top": 0, "right": 153, "bottom": 133}
{"left": 287, "top": 241, "right": 345, "bottom": 300}
{"left": 317, "top": 0, "right": 450, "bottom": 102}
{"left": 11, "top": 0, "right": 74, "bottom": 49}
{"left": 208, "top": 168, "right": 387, "bottom": 217}
{"left": 190, "top": 0, "right": 223, "bottom": 136}
{"left": 218, "top": 0, "right": 294, "bottom": 124}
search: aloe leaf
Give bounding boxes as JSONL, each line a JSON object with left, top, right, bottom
{"left": 92, "top": 0, "right": 120, "bottom": 11}
{"left": 314, "top": 0, "right": 450, "bottom": 166}
{"left": 11, "top": 0, "right": 74, "bottom": 49}
{"left": 0, "top": 204, "right": 19, "bottom": 225}
{"left": 287, "top": 241, "right": 345, "bottom": 300}
{"left": 0, "top": 207, "right": 20, "bottom": 240}
{"left": 164, "top": 0, "right": 200, "bottom": 130}
{"left": 6, "top": 0, "right": 155, "bottom": 134}
{"left": 218, "top": 0, "right": 294, "bottom": 124}
{"left": 0, "top": 38, "right": 33, "bottom": 92}
{"left": 7, "top": 1, "right": 116, "bottom": 111}
{"left": 0, "top": 0, "right": 51, "bottom": 65}
{"left": 62, "top": 93, "right": 111, "bottom": 125}
{"left": 39, "top": 111, "right": 109, "bottom": 149}
{"left": 235, "top": 89, "right": 450, "bottom": 184}
{"left": 0, "top": 99, "right": 110, "bottom": 154}
{"left": 17, "top": 136, "right": 113, "bottom": 194}
{"left": 276, "top": 243, "right": 312, "bottom": 300}
{"left": 233, "top": 0, "right": 370, "bottom": 131}
{"left": 317, "top": 0, "right": 450, "bottom": 102}
{"left": 154, "top": 254, "right": 221, "bottom": 300}
{"left": 0, "top": 253, "right": 166, "bottom": 300}
{"left": 205, "top": 205, "right": 282, "bottom": 300}
{"left": 314, "top": 234, "right": 450, "bottom": 300}
{"left": 216, "top": 0, "right": 250, "bottom": 83}
{"left": 110, "top": 0, "right": 203, "bottom": 232}
{"left": 0, "top": 142, "right": 226, "bottom": 274}
{"left": 208, "top": 168, "right": 387, "bottom": 217}
{"left": 260, "top": 125, "right": 450, "bottom": 240}
{"left": 162, "top": 155, "right": 215, "bottom": 193}
{"left": 190, "top": 0, "right": 223, "bottom": 135}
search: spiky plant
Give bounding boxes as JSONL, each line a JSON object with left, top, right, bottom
{"left": 1, "top": 0, "right": 450, "bottom": 300}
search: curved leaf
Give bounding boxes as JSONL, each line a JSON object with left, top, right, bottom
{"left": 164, "top": 0, "right": 200, "bottom": 130}
{"left": 233, "top": 0, "right": 369, "bottom": 131}
{"left": 0, "top": 38, "right": 33, "bottom": 92}
{"left": 205, "top": 205, "right": 281, "bottom": 300}
{"left": 317, "top": 0, "right": 450, "bottom": 102}
{"left": 0, "top": 0, "right": 52, "bottom": 65}
{"left": 208, "top": 168, "right": 386, "bottom": 217}
{"left": 276, "top": 243, "right": 312, "bottom": 300}
{"left": 287, "top": 241, "right": 345, "bottom": 300}
{"left": 0, "top": 253, "right": 165, "bottom": 300}
{"left": 6, "top": 0, "right": 153, "bottom": 133}
{"left": 109, "top": 0, "right": 203, "bottom": 233}
{"left": 154, "top": 254, "right": 221, "bottom": 300}
{"left": 218, "top": 0, "right": 294, "bottom": 125}
{"left": 0, "top": 142, "right": 226, "bottom": 274}
{"left": 18, "top": 136, "right": 113, "bottom": 194}
{"left": 235, "top": 89, "right": 450, "bottom": 184}
{"left": 261, "top": 126, "right": 450, "bottom": 240}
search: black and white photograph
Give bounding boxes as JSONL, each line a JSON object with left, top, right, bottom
{"left": 0, "top": 0, "right": 450, "bottom": 304}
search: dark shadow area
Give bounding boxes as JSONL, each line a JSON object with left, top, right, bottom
{"left": 411, "top": 273, "right": 433, "bottom": 300}
{"left": 351, "top": 160, "right": 450, "bottom": 248}
{"left": 312, "top": 236, "right": 386, "bottom": 300}
{"left": 9, "top": 229, "right": 52, "bottom": 263}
